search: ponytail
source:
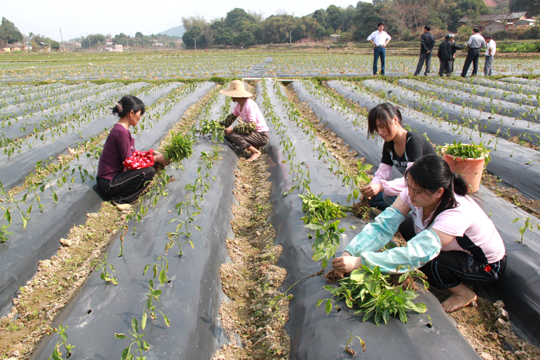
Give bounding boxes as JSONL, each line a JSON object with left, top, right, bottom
{"left": 406, "top": 154, "right": 468, "bottom": 228}
{"left": 112, "top": 95, "right": 145, "bottom": 118}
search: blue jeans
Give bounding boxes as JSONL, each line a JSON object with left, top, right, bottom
{"left": 373, "top": 47, "right": 386, "bottom": 75}
{"left": 367, "top": 192, "right": 396, "bottom": 211}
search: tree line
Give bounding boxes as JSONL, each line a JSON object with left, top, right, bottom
{"left": 182, "top": 0, "right": 537, "bottom": 48}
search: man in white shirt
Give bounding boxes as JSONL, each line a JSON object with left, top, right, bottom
{"left": 484, "top": 36, "right": 496, "bottom": 76}
{"left": 461, "top": 28, "right": 486, "bottom": 77}
{"left": 367, "top": 23, "right": 392, "bottom": 76}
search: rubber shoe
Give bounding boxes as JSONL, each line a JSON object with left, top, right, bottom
{"left": 113, "top": 201, "right": 131, "bottom": 211}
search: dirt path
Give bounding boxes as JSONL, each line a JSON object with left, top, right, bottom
{"left": 212, "top": 157, "right": 290, "bottom": 360}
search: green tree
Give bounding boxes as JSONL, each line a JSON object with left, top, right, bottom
{"left": 182, "top": 25, "right": 206, "bottom": 48}
{"left": 510, "top": 0, "right": 540, "bottom": 16}
{"left": 326, "top": 5, "right": 344, "bottom": 32}
{"left": 450, "top": 0, "right": 490, "bottom": 31}
{"left": 0, "top": 17, "right": 23, "bottom": 44}
{"left": 51, "top": 41, "right": 60, "bottom": 50}
{"left": 351, "top": 2, "right": 385, "bottom": 40}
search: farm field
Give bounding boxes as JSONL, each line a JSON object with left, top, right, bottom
{"left": 1, "top": 51, "right": 540, "bottom": 359}
{"left": 1, "top": 51, "right": 540, "bottom": 80}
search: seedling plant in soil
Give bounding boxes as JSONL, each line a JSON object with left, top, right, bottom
{"left": 511, "top": 216, "right": 540, "bottom": 244}
{"left": 319, "top": 265, "right": 427, "bottom": 326}
{"left": 115, "top": 318, "right": 150, "bottom": 360}
{"left": 47, "top": 325, "right": 75, "bottom": 360}
{"left": 91, "top": 253, "right": 118, "bottom": 285}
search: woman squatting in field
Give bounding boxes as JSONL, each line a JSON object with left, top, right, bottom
{"left": 362, "top": 103, "right": 436, "bottom": 210}
{"left": 219, "top": 80, "right": 269, "bottom": 162}
{"left": 333, "top": 155, "right": 506, "bottom": 312}
{"left": 96, "top": 95, "right": 169, "bottom": 209}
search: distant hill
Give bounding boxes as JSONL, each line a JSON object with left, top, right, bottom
{"left": 159, "top": 25, "right": 185, "bottom": 38}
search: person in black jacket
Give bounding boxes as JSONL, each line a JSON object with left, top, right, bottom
{"left": 437, "top": 34, "right": 464, "bottom": 77}
{"left": 414, "top": 26, "right": 436, "bottom": 76}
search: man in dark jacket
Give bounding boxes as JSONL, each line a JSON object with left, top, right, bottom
{"left": 437, "top": 34, "right": 463, "bottom": 77}
{"left": 414, "top": 26, "right": 435, "bottom": 76}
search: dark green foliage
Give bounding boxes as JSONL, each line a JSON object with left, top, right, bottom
{"left": 0, "top": 17, "right": 23, "bottom": 44}
{"left": 319, "top": 266, "right": 427, "bottom": 326}
{"left": 163, "top": 133, "right": 194, "bottom": 163}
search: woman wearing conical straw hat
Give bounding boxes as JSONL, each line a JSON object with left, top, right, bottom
{"left": 219, "top": 80, "right": 269, "bottom": 162}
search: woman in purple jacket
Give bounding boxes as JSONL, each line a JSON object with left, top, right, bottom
{"left": 96, "top": 95, "right": 167, "bottom": 207}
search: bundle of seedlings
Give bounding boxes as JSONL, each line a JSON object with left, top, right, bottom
{"left": 319, "top": 265, "right": 427, "bottom": 326}
{"left": 163, "top": 132, "right": 194, "bottom": 163}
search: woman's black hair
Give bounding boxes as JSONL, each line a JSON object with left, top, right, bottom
{"left": 367, "top": 102, "right": 403, "bottom": 136}
{"left": 112, "top": 95, "right": 145, "bottom": 118}
{"left": 405, "top": 154, "right": 468, "bottom": 228}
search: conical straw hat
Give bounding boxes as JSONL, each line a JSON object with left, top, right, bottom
{"left": 219, "top": 80, "right": 253, "bottom": 98}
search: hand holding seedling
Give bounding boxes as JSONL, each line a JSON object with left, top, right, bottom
{"left": 362, "top": 183, "right": 383, "bottom": 198}
{"left": 153, "top": 152, "right": 170, "bottom": 166}
{"left": 332, "top": 252, "right": 362, "bottom": 274}
{"left": 225, "top": 127, "right": 233, "bottom": 135}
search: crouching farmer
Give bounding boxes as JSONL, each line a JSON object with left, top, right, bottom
{"left": 219, "top": 80, "right": 269, "bottom": 162}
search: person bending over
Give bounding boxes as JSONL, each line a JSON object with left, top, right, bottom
{"left": 362, "top": 103, "right": 436, "bottom": 210}
{"left": 333, "top": 155, "right": 506, "bottom": 312}
{"left": 219, "top": 80, "right": 269, "bottom": 162}
{"left": 97, "top": 95, "right": 168, "bottom": 208}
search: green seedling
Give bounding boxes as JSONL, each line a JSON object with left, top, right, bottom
{"left": 299, "top": 192, "right": 352, "bottom": 224}
{"left": 91, "top": 253, "right": 117, "bottom": 285}
{"left": 47, "top": 325, "right": 75, "bottom": 360}
{"left": 115, "top": 318, "right": 150, "bottom": 360}
{"left": 163, "top": 132, "right": 194, "bottom": 163}
{"left": 0, "top": 224, "right": 12, "bottom": 243}
{"left": 307, "top": 219, "right": 345, "bottom": 271}
{"left": 439, "top": 140, "right": 491, "bottom": 166}
{"left": 320, "top": 265, "right": 427, "bottom": 326}
{"left": 511, "top": 217, "right": 540, "bottom": 244}
{"left": 141, "top": 279, "right": 170, "bottom": 330}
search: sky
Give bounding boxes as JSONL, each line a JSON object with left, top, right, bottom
{"left": 1, "top": 0, "right": 361, "bottom": 42}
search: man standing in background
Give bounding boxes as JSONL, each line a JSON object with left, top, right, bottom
{"left": 437, "top": 34, "right": 463, "bottom": 77}
{"left": 484, "top": 36, "right": 496, "bottom": 76}
{"left": 367, "top": 23, "right": 392, "bottom": 76}
{"left": 461, "top": 28, "right": 486, "bottom": 77}
{"left": 414, "top": 26, "right": 435, "bottom": 76}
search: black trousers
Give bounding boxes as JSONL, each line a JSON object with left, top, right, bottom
{"left": 399, "top": 216, "right": 506, "bottom": 290}
{"left": 225, "top": 131, "right": 269, "bottom": 150}
{"left": 414, "top": 52, "right": 432, "bottom": 76}
{"left": 438, "top": 60, "right": 452, "bottom": 77}
{"left": 461, "top": 48, "right": 480, "bottom": 77}
{"left": 97, "top": 167, "right": 155, "bottom": 204}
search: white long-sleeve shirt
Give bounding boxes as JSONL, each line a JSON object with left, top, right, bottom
{"left": 367, "top": 30, "right": 391, "bottom": 47}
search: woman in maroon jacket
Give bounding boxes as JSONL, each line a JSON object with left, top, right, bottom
{"left": 96, "top": 95, "right": 168, "bottom": 208}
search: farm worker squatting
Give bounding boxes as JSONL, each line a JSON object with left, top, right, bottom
{"left": 333, "top": 155, "right": 506, "bottom": 313}
{"left": 362, "top": 103, "right": 436, "bottom": 210}
{"left": 437, "top": 34, "right": 463, "bottom": 77}
{"left": 461, "top": 28, "right": 486, "bottom": 77}
{"left": 414, "top": 25, "right": 435, "bottom": 76}
{"left": 367, "top": 22, "right": 391, "bottom": 76}
{"left": 96, "top": 95, "right": 169, "bottom": 210}
{"left": 219, "top": 80, "right": 269, "bottom": 162}
{"left": 484, "top": 36, "right": 496, "bottom": 76}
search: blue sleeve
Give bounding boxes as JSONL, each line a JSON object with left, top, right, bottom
{"left": 345, "top": 206, "right": 405, "bottom": 255}
{"left": 360, "top": 229, "right": 441, "bottom": 274}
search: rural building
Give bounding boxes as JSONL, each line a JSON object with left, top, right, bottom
{"left": 114, "top": 44, "right": 123, "bottom": 51}
{"left": 484, "top": 21, "right": 507, "bottom": 32}
{"left": 458, "top": 12, "right": 532, "bottom": 31}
